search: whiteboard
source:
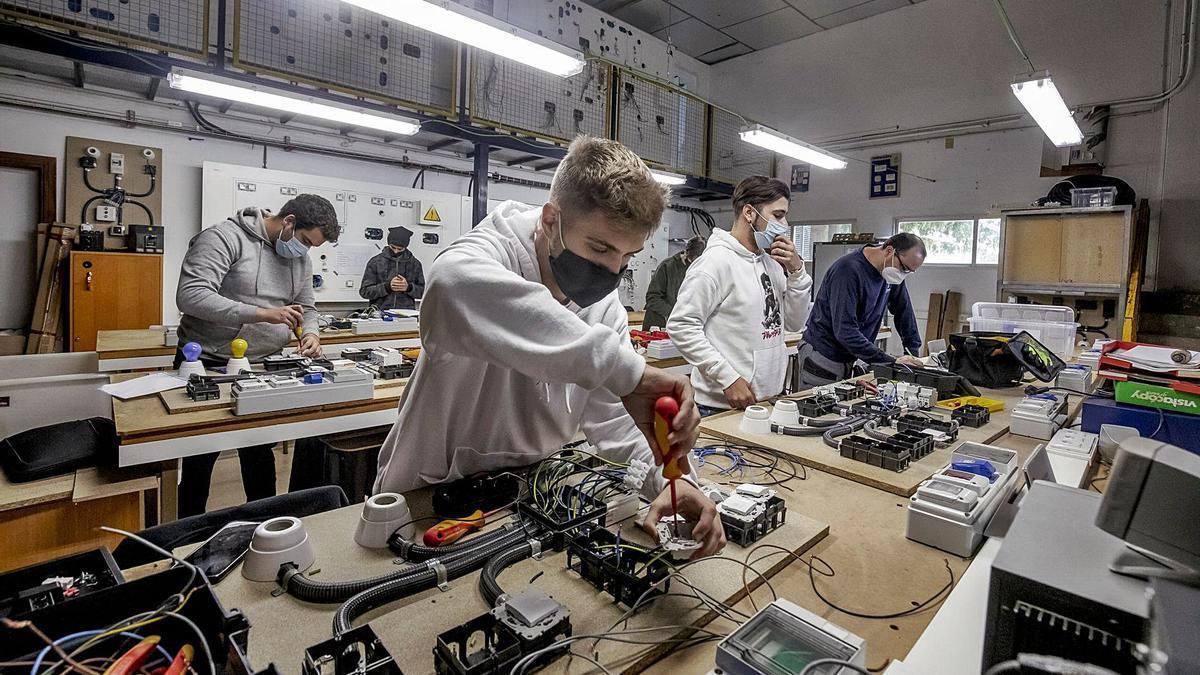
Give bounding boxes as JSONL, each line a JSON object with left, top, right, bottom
{"left": 201, "top": 162, "right": 470, "bottom": 304}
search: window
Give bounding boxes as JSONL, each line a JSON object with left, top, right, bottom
{"left": 895, "top": 217, "right": 1000, "bottom": 265}
{"left": 791, "top": 222, "right": 854, "bottom": 261}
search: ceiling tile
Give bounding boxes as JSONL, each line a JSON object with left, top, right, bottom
{"left": 723, "top": 8, "right": 822, "bottom": 50}
{"left": 783, "top": 0, "right": 869, "bottom": 19}
{"left": 609, "top": 0, "right": 680, "bottom": 34}
{"left": 697, "top": 42, "right": 754, "bottom": 64}
{"left": 670, "top": 0, "right": 788, "bottom": 29}
{"left": 814, "top": 0, "right": 910, "bottom": 28}
{"left": 653, "top": 17, "right": 738, "bottom": 58}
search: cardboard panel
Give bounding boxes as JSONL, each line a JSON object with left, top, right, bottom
{"left": 1002, "top": 214, "right": 1063, "bottom": 284}
{"left": 1060, "top": 212, "right": 1126, "bottom": 285}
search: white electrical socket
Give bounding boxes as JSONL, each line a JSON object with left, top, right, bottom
{"left": 95, "top": 205, "right": 118, "bottom": 222}
{"left": 109, "top": 152, "right": 125, "bottom": 175}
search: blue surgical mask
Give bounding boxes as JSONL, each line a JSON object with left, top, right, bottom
{"left": 274, "top": 223, "right": 309, "bottom": 259}
{"left": 750, "top": 207, "right": 789, "bottom": 252}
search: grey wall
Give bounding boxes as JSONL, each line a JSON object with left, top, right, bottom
{"left": 0, "top": 166, "right": 39, "bottom": 329}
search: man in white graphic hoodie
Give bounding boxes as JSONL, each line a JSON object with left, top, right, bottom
{"left": 373, "top": 136, "right": 725, "bottom": 558}
{"left": 668, "top": 176, "right": 812, "bottom": 413}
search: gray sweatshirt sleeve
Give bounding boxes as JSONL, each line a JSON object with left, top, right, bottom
{"left": 297, "top": 257, "right": 318, "bottom": 336}
{"left": 176, "top": 228, "right": 260, "bottom": 325}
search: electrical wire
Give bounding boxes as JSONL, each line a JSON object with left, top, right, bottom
{"left": 800, "top": 658, "right": 873, "bottom": 675}
{"left": 992, "top": 0, "right": 1037, "bottom": 72}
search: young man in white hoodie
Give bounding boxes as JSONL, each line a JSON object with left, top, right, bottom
{"left": 373, "top": 136, "right": 725, "bottom": 558}
{"left": 668, "top": 176, "right": 812, "bottom": 414}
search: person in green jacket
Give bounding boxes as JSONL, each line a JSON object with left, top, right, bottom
{"left": 642, "top": 236, "right": 706, "bottom": 330}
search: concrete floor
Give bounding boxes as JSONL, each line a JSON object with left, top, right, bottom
{"left": 206, "top": 443, "right": 294, "bottom": 512}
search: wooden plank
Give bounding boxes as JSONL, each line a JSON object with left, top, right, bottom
{"left": 1002, "top": 214, "right": 1063, "bottom": 285}
{"left": 924, "top": 292, "right": 944, "bottom": 354}
{"left": 194, "top": 487, "right": 828, "bottom": 675}
{"left": 1059, "top": 211, "right": 1126, "bottom": 285}
{"left": 1123, "top": 199, "right": 1151, "bottom": 341}
{"left": 0, "top": 470, "right": 75, "bottom": 513}
{"left": 71, "top": 466, "right": 159, "bottom": 503}
{"left": 699, "top": 385, "right": 1030, "bottom": 497}
{"left": 940, "top": 291, "right": 963, "bottom": 342}
{"left": 156, "top": 377, "right": 407, "bottom": 415}
{"left": 64, "top": 137, "right": 162, "bottom": 251}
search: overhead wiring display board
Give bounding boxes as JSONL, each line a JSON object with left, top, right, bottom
{"left": 615, "top": 68, "right": 706, "bottom": 176}
{"left": 708, "top": 106, "right": 773, "bottom": 185}
{"left": 0, "top": 0, "right": 209, "bottom": 57}
{"left": 468, "top": 52, "right": 610, "bottom": 146}
{"left": 233, "top": 0, "right": 457, "bottom": 116}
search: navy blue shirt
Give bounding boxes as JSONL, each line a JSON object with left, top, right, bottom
{"left": 804, "top": 246, "right": 922, "bottom": 364}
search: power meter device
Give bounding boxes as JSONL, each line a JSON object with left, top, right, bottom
{"left": 714, "top": 599, "right": 865, "bottom": 675}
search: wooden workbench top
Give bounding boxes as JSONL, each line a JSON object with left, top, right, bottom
{"left": 178, "top": 465, "right": 827, "bottom": 675}
{"left": 111, "top": 372, "right": 407, "bottom": 444}
{"left": 96, "top": 328, "right": 422, "bottom": 358}
{"left": 700, "top": 384, "right": 1031, "bottom": 496}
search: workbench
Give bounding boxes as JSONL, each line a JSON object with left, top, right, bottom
{"left": 178, "top": 470, "right": 828, "bottom": 675}
{"left": 95, "top": 328, "right": 422, "bottom": 372}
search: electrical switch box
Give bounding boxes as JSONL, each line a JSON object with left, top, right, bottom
{"left": 109, "top": 152, "right": 125, "bottom": 175}
{"left": 94, "top": 205, "right": 118, "bottom": 222}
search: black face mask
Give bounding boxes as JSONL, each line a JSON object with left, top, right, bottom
{"left": 548, "top": 215, "right": 625, "bottom": 308}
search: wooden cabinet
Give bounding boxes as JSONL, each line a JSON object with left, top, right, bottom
{"left": 69, "top": 251, "right": 162, "bottom": 352}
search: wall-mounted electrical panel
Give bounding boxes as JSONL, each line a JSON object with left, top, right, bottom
{"left": 615, "top": 69, "right": 707, "bottom": 177}
{"left": 232, "top": 0, "right": 457, "bottom": 116}
{"left": 469, "top": 53, "right": 610, "bottom": 146}
{"left": 202, "top": 162, "right": 470, "bottom": 305}
{"left": 64, "top": 137, "right": 163, "bottom": 252}
{"left": 0, "top": 0, "right": 209, "bottom": 57}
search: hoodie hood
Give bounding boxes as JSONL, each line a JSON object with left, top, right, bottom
{"left": 232, "top": 206, "right": 272, "bottom": 245}
{"left": 461, "top": 200, "right": 544, "bottom": 286}
{"left": 707, "top": 226, "right": 760, "bottom": 261}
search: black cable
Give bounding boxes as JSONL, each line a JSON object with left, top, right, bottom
{"left": 125, "top": 200, "right": 155, "bottom": 226}
{"left": 808, "top": 557, "right": 955, "bottom": 620}
{"left": 81, "top": 168, "right": 106, "bottom": 194}
{"left": 478, "top": 539, "right": 543, "bottom": 606}
{"left": 127, "top": 173, "right": 157, "bottom": 199}
{"left": 80, "top": 195, "right": 106, "bottom": 224}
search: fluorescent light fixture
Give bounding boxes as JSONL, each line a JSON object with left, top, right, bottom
{"left": 341, "top": 0, "right": 585, "bottom": 78}
{"left": 1011, "top": 72, "right": 1083, "bottom": 147}
{"left": 167, "top": 72, "right": 421, "bottom": 136}
{"left": 739, "top": 124, "right": 847, "bottom": 170}
{"left": 650, "top": 170, "right": 687, "bottom": 186}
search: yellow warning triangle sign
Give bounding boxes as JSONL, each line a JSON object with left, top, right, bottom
{"left": 422, "top": 205, "right": 441, "bottom": 222}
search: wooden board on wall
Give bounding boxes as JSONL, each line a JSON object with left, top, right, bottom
{"left": 63, "top": 137, "right": 163, "bottom": 251}
{"left": 924, "top": 292, "right": 944, "bottom": 354}
{"left": 1060, "top": 212, "right": 1126, "bottom": 285}
{"left": 941, "top": 291, "right": 962, "bottom": 342}
{"left": 1003, "top": 214, "right": 1063, "bottom": 284}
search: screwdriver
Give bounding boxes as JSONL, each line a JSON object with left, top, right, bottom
{"left": 653, "top": 396, "right": 685, "bottom": 536}
{"left": 422, "top": 508, "right": 497, "bottom": 547}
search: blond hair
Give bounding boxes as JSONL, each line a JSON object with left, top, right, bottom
{"left": 550, "top": 135, "right": 668, "bottom": 233}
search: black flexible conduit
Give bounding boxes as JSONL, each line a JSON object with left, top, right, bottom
{"left": 862, "top": 421, "right": 893, "bottom": 443}
{"left": 387, "top": 522, "right": 520, "bottom": 561}
{"left": 479, "top": 540, "right": 541, "bottom": 607}
{"left": 332, "top": 527, "right": 534, "bottom": 636}
{"left": 821, "top": 416, "right": 871, "bottom": 450}
{"left": 280, "top": 523, "right": 524, "bottom": 604}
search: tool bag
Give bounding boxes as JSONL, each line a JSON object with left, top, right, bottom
{"left": 946, "top": 331, "right": 1026, "bottom": 388}
{"left": 0, "top": 417, "right": 118, "bottom": 483}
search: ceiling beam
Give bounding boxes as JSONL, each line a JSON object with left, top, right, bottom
{"left": 506, "top": 155, "right": 542, "bottom": 166}
{"left": 72, "top": 61, "right": 85, "bottom": 88}
{"left": 533, "top": 160, "right": 559, "bottom": 171}
{"left": 145, "top": 77, "right": 159, "bottom": 101}
{"left": 425, "top": 138, "right": 460, "bottom": 152}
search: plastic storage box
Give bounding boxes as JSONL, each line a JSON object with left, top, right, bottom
{"left": 969, "top": 302, "right": 1078, "bottom": 360}
{"left": 906, "top": 442, "right": 1021, "bottom": 556}
{"left": 1070, "top": 186, "right": 1117, "bottom": 208}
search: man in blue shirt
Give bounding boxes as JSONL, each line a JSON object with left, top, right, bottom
{"left": 798, "top": 233, "right": 927, "bottom": 388}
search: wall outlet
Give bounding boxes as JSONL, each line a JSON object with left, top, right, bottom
{"left": 95, "top": 205, "right": 118, "bottom": 222}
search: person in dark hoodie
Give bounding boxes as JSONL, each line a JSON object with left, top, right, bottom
{"left": 641, "top": 235, "right": 705, "bottom": 330}
{"left": 174, "top": 193, "right": 339, "bottom": 516}
{"left": 359, "top": 226, "right": 425, "bottom": 311}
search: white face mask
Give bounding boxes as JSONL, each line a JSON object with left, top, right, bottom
{"left": 882, "top": 249, "right": 913, "bottom": 285}
{"left": 749, "top": 207, "right": 788, "bottom": 252}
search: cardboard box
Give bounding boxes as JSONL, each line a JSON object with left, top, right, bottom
{"left": 0, "top": 334, "right": 25, "bottom": 356}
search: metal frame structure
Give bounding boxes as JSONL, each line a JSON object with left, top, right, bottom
{"left": 0, "top": 1, "right": 736, "bottom": 217}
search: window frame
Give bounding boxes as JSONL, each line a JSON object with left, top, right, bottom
{"left": 892, "top": 215, "right": 1000, "bottom": 267}
{"left": 790, "top": 220, "right": 856, "bottom": 261}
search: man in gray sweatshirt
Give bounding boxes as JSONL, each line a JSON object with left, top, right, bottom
{"left": 175, "top": 193, "right": 339, "bottom": 516}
